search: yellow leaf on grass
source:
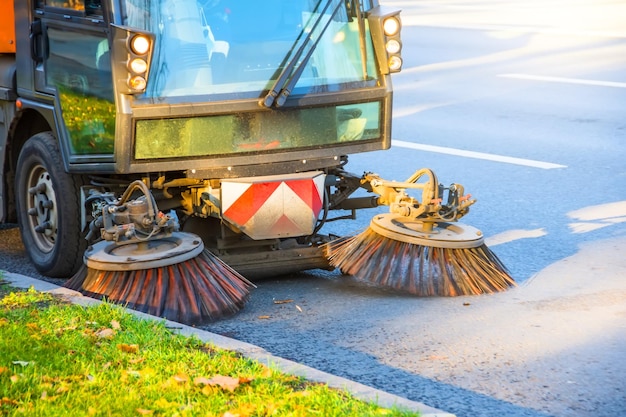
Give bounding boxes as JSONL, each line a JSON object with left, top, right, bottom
{"left": 0, "top": 397, "right": 18, "bottom": 406}
{"left": 26, "top": 322, "right": 39, "bottom": 331}
{"left": 259, "top": 364, "right": 273, "bottom": 378}
{"left": 55, "top": 384, "right": 70, "bottom": 394}
{"left": 228, "top": 403, "right": 256, "bottom": 417}
{"left": 110, "top": 320, "right": 121, "bottom": 330}
{"left": 136, "top": 408, "right": 153, "bottom": 415}
{"left": 201, "top": 385, "right": 215, "bottom": 396}
{"left": 172, "top": 374, "right": 188, "bottom": 383}
{"left": 153, "top": 398, "right": 176, "bottom": 409}
{"left": 118, "top": 343, "right": 139, "bottom": 353}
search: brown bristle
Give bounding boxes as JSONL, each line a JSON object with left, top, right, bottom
{"left": 323, "top": 228, "right": 516, "bottom": 296}
{"left": 64, "top": 250, "right": 254, "bottom": 325}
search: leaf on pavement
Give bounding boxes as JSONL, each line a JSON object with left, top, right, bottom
{"left": 273, "top": 299, "right": 293, "bottom": 304}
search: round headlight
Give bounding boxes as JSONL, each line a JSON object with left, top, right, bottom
{"left": 130, "top": 34, "right": 150, "bottom": 55}
{"left": 386, "top": 39, "right": 401, "bottom": 54}
{"left": 383, "top": 17, "right": 400, "bottom": 36}
{"left": 388, "top": 56, "right": 403, "bottom": 71}
{"left": 129, "top": 58, "right": 148, "bottom": 74}
{"left": 128, "top": 75, "right": 147, "bottom": 91}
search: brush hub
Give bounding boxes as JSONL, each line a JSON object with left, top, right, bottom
{"left": 369, "top": 213, "right": 485, "bottom": 249}
{"left": 83, "top": 231, "right": 204, "bottom": 271}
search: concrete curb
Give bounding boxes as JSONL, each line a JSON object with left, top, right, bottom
{"left": 1, "top": 271, "right": 455, "bottom": 417}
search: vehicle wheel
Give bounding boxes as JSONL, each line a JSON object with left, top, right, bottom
{"left": 15, "top": 132, "right": 87, "bottom": 277}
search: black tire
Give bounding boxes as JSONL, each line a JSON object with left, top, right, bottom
{"left": 15, "top": 132, "right": 87, "bottom": 277}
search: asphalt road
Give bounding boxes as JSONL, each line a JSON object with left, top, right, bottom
{"left": 2, "top": 1, "right": 626, "bottom": 417}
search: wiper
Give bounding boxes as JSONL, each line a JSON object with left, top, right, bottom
{"left": 261, "top": 0, "right": 345, "bottom": 108}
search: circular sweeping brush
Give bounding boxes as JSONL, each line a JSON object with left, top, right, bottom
{"left": 324, "top": 213, "right": 516, "bottom": 296}
{"left": 65, "top": 232, "right": 254, "bottom": 324}
{"left": 64, "top": 180, "right": 253, "bottom": 325}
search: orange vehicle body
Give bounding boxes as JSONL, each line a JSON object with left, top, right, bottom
{"left": 0, "top": 0, "right": 16, "bottom": 53}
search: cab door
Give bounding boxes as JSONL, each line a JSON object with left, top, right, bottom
{"left": 31, "top": 0, "right": 116, "bottom": 161}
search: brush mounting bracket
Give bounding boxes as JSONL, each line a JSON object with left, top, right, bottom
{"left": 85, "top": 180, "right": 179, "bottom": 244}
{"left": 362, "top": 168, "right": 476, "bottom": 223}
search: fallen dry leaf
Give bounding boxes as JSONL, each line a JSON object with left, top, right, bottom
{"left": 273, "top": 299, "right": 293, "bottom": 304}
{"left": 172, "top": 374, "right": 189, "bottom": 383}
{"left": 95, "top": 328, "right": 115, "bottom": 339}
{"left": 259, "top": 364, "right": 273, "bottom": 378}
{"left": 257, "top": 315, "right": 271, "bottom": 320}
{"left": 110, "top": 320, "right": 121, "bottom": 330}
{"left": 118, "top": 344, "right": 139, "bottom": 354}
{"left": 295, "top": 305, "right": 303, "bottom": 312}
{"left": 193, "top": 376, "right": 212, "bottom": 385}
{"left": 136, "top": 408, "right": 153, "bottom": 415}
{"left": 0, "top": 397, "right": 18, "bottom": 406}
{"left": 200, "top": 385, "right": 215, "bottom": 396}
{"left": 154, "top": 398, "right": 176, "bottom": 409}
{"left": 207, "top": 375, "right": 240, "bottom": 392}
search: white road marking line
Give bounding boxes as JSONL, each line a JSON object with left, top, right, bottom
{"left": 499, "top": 74, "right": 626, "bottom": 89}
{"left": 400, "top": 18, "right": 626, "bottom": 39}
{"left": 393, "top": 140, "right": 567, "bottom": 169}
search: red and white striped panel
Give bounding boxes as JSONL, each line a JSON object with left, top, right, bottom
{"left": 221, "top": 172, "right": 325, "bottom": 240}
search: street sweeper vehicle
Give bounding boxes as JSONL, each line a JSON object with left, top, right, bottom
{"left": 0, "top": 0, "right": 514, "bottom": 324}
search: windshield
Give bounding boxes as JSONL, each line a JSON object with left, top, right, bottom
{"left": 123, "top": 0, "right": 378, "bottom": 101}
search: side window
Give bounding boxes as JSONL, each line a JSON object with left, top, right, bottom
{"left": 38, "top": 0, "right": 102, "bottom": 16}
{"left": 45, "top": 26, "right": 115, "bottom": 155}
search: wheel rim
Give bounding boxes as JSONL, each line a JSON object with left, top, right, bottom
{"left": 25, "top": 164, "right": 58, "bottom": 253}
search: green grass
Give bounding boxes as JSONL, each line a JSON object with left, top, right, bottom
{"left": 0, "top": 281, "right": 419, "bottom": 417}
